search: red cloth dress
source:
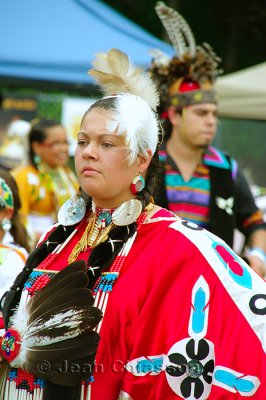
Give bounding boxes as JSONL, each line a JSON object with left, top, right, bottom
{"left": 1, "top": 208, "right": 266, "bottom": 400}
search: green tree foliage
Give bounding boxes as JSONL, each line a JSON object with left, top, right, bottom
{"left": 104, "top": 0, "right": 266, "bottom": 73}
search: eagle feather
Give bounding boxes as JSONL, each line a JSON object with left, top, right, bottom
{"left": 7, "top": 260, "right": 102, "bottom": 385}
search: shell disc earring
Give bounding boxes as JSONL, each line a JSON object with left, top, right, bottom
{"left": 112, "top": 199, "right": 142, "bottom": 226}
{"left": 131, "top": 174, "right": 145, "bottom": 195}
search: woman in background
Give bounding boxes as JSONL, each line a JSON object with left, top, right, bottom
{"left": 0, "top": 169, "right": 29, "bottom": 329}
{"left": 12, "top": 118, "right": 79, "bottom": 246}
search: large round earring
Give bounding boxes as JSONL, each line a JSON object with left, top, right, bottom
{"left": 112, "top": 199, "right": 142, "bottom": 226}
{"left": 57, "top": 195, "right": 86, "bottom": 226}
{"left": 131, "top": 173, "right": 145, "bottom": 195}
{"left": 1, "top": 218, "right": 12, "bottom": 232}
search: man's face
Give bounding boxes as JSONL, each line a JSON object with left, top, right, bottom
{"left": 177, "top": 103, "right": 218, "bottom": 149}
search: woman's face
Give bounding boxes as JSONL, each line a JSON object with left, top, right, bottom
{"left": 75, "top": 108, "right": 150, "bottom": 208}
{"left": 35, "top": 125, "right": 70, "bottom": 168}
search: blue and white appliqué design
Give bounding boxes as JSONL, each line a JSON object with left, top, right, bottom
{"left": 125, "top": 274, "right": 260, "bottom": 399}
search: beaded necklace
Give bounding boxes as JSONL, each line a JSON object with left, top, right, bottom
{"left": 68, "top": 205, "right": 116, "bottom": 263}
{"left": 92, "top": 203, "right": 115, "bottom": 228}
{"left": 36, "top": 203, "right": 151, "bottom": 273}
{"left": 88, "top": 203, "right": 116, "bottom": 247}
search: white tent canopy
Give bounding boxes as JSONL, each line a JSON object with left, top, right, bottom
{"left": 215, "top": 62, "right": 266, "bottom": 120}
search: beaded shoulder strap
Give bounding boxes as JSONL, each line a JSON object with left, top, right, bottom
{"left": 93, "top": 211, "right": 147, "bottom": 333}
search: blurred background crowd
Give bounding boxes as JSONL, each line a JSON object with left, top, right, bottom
{"left": 0, "top": 0, "right": 266, "bottom": 248}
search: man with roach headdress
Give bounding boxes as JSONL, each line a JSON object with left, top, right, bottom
{"left": 0, "top": 45, "right": 266, "bottom": 399}
{"left": 150, "top": 2, "right": 266, "bottom": 278}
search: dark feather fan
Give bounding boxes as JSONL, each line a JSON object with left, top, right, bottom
{"left": 2, "top": 260, "right": 102, "bottom": 385}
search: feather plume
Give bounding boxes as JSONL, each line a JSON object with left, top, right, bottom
{"left": 149, "top": 48, "right": 171, "bottom": 67}
{"left": 89, "top": 48, "right": 159, "bottom": 110}
{"left": 155, "top": 2, "right": 196, "bottom": 57}
{"left": 4, "top": 260, "right": 102, "bottom": 385}
{"left": 106, "top": 94, "right": 158, "bottom": 164}
{"left": 88, "top": 48, "right": 160, "bottom": 162}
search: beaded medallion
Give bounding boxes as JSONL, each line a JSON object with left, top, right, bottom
{"left": 1, "top": 329, "right": 21, "bottom": 363}
{"left": 57, "top": 195, "right": 86, "bottom": 226}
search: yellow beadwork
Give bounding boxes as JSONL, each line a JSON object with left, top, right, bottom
{"left": 68, "top": 202, "right": 153, "bottom": 264}
{"left": 68, "top": 215, "right": 114, "bottom": 264}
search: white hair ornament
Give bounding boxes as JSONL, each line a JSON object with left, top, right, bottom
{"left": 88, "top": 48, "right": 160, "bottom": 164}
{"left": 106, "top": 94, "right": 158, "bottom": 164}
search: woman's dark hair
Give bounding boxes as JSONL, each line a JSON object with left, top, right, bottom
{"left": 28, "top": 118, "right": 63, "bottom": 168}
{"left": 0, "top": 169, "right": 30, "bottom": 252}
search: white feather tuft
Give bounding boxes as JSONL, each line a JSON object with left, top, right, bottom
{"left": 106, "top": 94, "right": 159, "bottom": 164}
{"left": 11, "top": 308, "right": 91, "bottom": 368}
{"left": 149, "top": 48, "right": 171, "bottom": 67}
{"left": 9, "top": 290, "right": 30, "bottom": 340}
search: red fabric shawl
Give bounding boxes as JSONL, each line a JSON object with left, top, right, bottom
{"left": 37, "top": 209, "right": 266, "bottom": 399}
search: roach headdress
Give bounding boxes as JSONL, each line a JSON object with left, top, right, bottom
{"left": 149, "top": 1, "right": 222, "bottom": 111}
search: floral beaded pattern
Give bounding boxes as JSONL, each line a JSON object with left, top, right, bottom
{"left": 1, "top": 329, "right": 21, "bottom": 362}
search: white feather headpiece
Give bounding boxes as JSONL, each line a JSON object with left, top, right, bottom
{"left": 88, "top": 48, "right": 160, "bottom": 163}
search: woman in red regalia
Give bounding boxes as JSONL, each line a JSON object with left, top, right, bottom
{"left": 0, "top": 46, "right": 265, "bottom": 400}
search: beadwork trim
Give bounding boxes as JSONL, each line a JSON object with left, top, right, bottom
{"left": 93, "top": 211, "right": 147, "bottom": 333}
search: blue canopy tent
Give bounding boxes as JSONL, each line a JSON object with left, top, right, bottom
{"left": 0, "top": 0, "right": 173, "bottom": 87}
